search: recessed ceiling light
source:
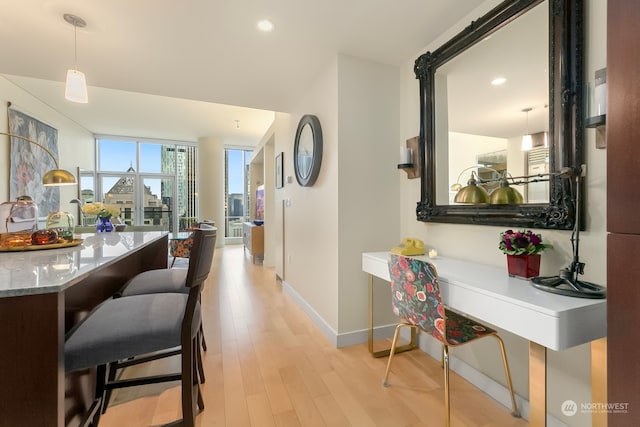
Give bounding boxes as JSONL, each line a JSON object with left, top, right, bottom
{"left": 257, "top": 20, "right": 274, "bottom": 32}
{"left": 491, "top": 77, "right": 507, "bottom": 86}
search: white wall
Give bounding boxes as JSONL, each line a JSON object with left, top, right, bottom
{"left": 198, "top": 136, "right": 225, "bottom": 247}
{"left": 1, "top": 76, "right": 229, "bottom": 243}
{"left": 263, "top": 135, "right": 275, "bottom": 267}
{"left": 282, "top": 56, "right": 341, "bottom": 331}
{"left": 0, "top": 76, "right": 94, "bottom": 214}
{"left": 274, "top": 112, "right": 291, "bottom": 279}
{"left": 336, "top": 55, "right": 401, "bottom": 335}
{"left": 275, "top": 54, "right": 401, "bottom": 340}
{"left": 248, "top": 128, "right": 277, "bottom": 266}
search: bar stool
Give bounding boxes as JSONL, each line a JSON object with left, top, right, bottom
{"left": 65, "top": 227, "right": 216, "bottom": 426}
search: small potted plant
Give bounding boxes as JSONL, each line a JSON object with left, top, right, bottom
{"left": 499, "top": 229, "right": 552, "bottom": 279}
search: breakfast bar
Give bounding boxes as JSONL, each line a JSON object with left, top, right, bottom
{"left": 0, "top": 231, "right": 168, "bottom": 427}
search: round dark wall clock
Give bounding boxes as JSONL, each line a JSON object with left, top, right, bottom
{"left": 293, "top": 114, "right": 323, "bottom": 187}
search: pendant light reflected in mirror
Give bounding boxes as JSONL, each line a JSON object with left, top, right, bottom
{"left": 489, "top": 178, "right": 524, "bottom": 205}
{"left": 453, "top": 172, "right": 490, "bottom": 204}
{"left": 521, "top": 107, "right": 533, "bottom": 151}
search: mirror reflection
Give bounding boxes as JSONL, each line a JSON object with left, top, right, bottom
{"left": 297, "top": 123, "right": 314, "bottom": 179}
{"left": 435, "top": 0, "right": 549, "bottom": 206}
{"left": 417, "top": 0, "right": 583, "bottom": 229}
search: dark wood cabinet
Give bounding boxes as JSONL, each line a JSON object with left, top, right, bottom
{"left": 607, "top": 233, "right": 640, "bottom": 423}
{"left": 607, "top": 0, "right": 640, "bottom": 424}
{"left": 607, "top": 0, "right": 640, "bottom": 235}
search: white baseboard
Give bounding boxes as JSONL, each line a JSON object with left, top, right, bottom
{"left": 281, "top": 280, "right": 340, "bottom": 347}
{"left": 281, "top": 280, "right": 567, "bottom": 427}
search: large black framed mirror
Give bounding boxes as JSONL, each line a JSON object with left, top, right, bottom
{"left": 416, "top": 0, "right": 583, "bottom": 229}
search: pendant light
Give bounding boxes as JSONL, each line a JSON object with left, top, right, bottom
{"left": 521, "top": 107, "right": 533, "bottom": 151}
{"left": 64, "top": 14, "right": 88, "bottom": 103}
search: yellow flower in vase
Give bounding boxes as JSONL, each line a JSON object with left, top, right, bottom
{"left": 81, "top": 202, "right": 121, "bottom": 229}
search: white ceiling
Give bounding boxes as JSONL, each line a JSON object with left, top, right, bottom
{"left": 0, "top": 0, "right": 486, "bottom": 145}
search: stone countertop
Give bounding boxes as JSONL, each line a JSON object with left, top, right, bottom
{"left": 0, "top": 231, "right": 167, "bottom": 297}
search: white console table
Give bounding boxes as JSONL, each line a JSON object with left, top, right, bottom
{"left": 362, "top": 251, "right": 607, "bottom": 427}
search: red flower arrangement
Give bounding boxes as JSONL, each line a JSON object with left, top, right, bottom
{"left": 499, "top": 229, "right": 552, "bottom": 255}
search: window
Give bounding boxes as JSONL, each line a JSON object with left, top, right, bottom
{"left": 225, "top": 148, "right": 252, "bottom": 240}
{"left": 91, "top": 137, "right": 198, "bottom": 232}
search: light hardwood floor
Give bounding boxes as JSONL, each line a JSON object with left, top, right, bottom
{"left": 98, "top": 245, "right": 528, "bottom": 427}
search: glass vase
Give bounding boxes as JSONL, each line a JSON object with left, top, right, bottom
{"left": 45, "top": 211, "right": 75, "bottom": 241}
{"left": 96, "top": 216, "right": 114, "bottom": 233}
{"left": 506, "top": 254, "right": 541, "bottom": 280}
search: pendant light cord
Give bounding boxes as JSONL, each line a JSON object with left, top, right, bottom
{"left": 63, "top": 14, "right": 87, "bottom": 71}
{"left": 73, "top": 21, "right": 78, "bottom": 70}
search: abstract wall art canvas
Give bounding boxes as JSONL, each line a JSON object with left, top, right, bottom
{"left": 8, "top": 107, "right": 60, "bottom": 215}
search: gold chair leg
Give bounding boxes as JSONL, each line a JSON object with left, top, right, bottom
{"left": 368, "top": 274, "right": 417, "bottom": 358}
{"left": 440, "top": 344, "right": 445, "bottom": 369}
{"left": 382, "top": 323, "right": 413, "bottom": 386}
{"left": 493, "top": 335, "right": 520, "bottom": 418}
{"left": 443, "top": 344, "right": 450, "bottom": 427}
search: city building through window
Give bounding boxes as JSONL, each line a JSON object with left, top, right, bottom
{"left": 83, "top": 138, "right": 198, "bottom": 232}
{"left": 225, "top": 148, "right": 252, "bottom": 241}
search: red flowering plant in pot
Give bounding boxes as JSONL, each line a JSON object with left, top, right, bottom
{"left": 499, "top": 229, "right": 552, "bottom": 280}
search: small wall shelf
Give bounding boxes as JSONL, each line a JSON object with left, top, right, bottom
{"left": 585, "top": 115, "right": 606, "bottom": 128}
{"left": 586, "top": 115, "right": 606, "bottom": 149}
{"left": 397, "top": 136, "right": 421, "bottom": 179}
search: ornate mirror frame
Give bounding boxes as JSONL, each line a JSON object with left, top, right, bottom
{"left": 416, "top": 0, "right": 583, "bottom": 229}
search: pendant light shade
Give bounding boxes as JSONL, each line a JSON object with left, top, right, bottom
{"left": 521, "top": 107, "right": 533, "bottom": 151}
{"left": 65, "top": 69, "right": 88, "bottom": 103}
{"left": 64, "top": 14, "right": 88, "bottom": 103}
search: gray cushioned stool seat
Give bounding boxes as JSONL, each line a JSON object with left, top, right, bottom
{"left": 65, "top": 293, "right": 200, "bottom": 372}
{"left": 120, "top": 269, "right": 188, "bottom": 297}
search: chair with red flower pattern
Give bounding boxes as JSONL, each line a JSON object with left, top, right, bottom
{"left": 383, "top": 254, "right": 520, "bottom": 426}
{"left": 170, "top": 233, "right": 195, "bottom": 268}
{"left": 169, "top": 220, "right": 215, "bottom": 267}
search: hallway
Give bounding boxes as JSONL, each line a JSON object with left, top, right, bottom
{"left": 98, "top": 245, "right": 527, "bottom": 426}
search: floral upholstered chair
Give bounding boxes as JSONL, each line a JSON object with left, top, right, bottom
{"left": 169, "top": 221, "right": 215, "bottom": 268}
{"left": 170, "top": 234, "right": 194, "bottom": 268}
{"left": 384, "top": 254, "right": 520, "bottom": 426}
